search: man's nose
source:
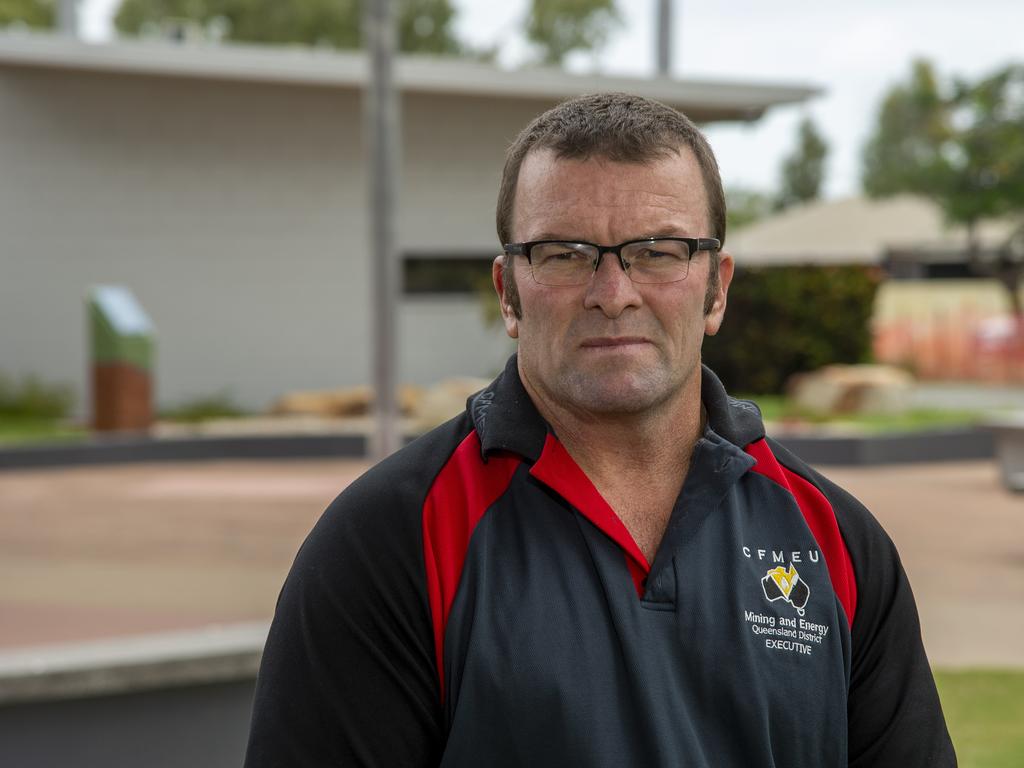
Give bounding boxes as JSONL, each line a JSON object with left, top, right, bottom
{"left": 583, "top": 251, "right": 643, "bottom": 317}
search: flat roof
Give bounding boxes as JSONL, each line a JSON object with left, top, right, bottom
{"left": 0, "top": 31, "right": 819, "bottom": 122}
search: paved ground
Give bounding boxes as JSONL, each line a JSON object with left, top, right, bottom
{"left": 0, "top": 458, "right": 1021, "bottom": 667}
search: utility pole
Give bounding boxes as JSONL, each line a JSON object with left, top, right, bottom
{"left": 656, "top": 0, "right": 674, "bottom": 76}
{"left": 364, "top": 0, "right": 402, "bottom": 459}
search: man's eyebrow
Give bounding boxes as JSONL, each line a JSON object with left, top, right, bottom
{"left": 520, "top": 231, "right": 691, "bottom": 243}
{"left": 520, "top": 232, "right": 578, "bottom": 242}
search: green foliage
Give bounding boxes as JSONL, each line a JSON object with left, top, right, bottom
{"left": 703, "top": 266, "right": 880, "bottom": 394}
{"left": 775, "top": 117, "right": 828, "bottom": 212}
{"left": 726, "top": 187, "right": 772, "bottom": 233}
{"left": 935, "top": 669, "right": 1024, "bottom": 768}
{"left": 525, "top": 0, "right": 621, "bottom": 66}
{"left": 0, "top": 372, "right": 74, "bottom": 419}
{"left": 0, "top": 0, "right": 53, "bottom": 28}
{"left": 159, "top": 391, "right": 248, "bottom": 422}
{"left": 737, "top": 393, "right": 982, "bottom": 432}
{"left": 115, "top": 0, "right": 463, "bottom": 54}
{"left": 862, "top": 59, "right": 953, "bottom": 199}
{"left": 945, "top": 64, "right": 1024, "bottom": 225}
{"left": 0, "top": 418, "right": 86, "bottom": 445}
{"left": 862, "top": 59, "right": 1024, "bottom": 227}
{"left": 862, "top": 59, "right": 1024, "bottom": 315}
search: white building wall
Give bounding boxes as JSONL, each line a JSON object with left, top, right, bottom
{"left": 0, "top": 70, "right": 543, "bottom": 414}
{"left": 1, "top": 67, "right": 369, "bottom": 413}
{"left": 399, "top": 296, "right": 515, "bottom": 386}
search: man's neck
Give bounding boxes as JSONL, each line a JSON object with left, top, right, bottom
{"left": 522, "top": 367, "right": 705, "bottom": 563}
{"left": 523, "top": 369, "right": 705, "bottom": 486}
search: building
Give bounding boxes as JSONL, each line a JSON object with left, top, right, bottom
{"left": 727, "top": 194, "right": 1018, "bottom": 273}
{"left": 727, "top": 194, "right": 1024, "bottom": 383}
{"left": 0, "top": 31, "right": 817, "bottom": 414}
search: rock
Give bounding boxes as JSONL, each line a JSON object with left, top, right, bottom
{"left": 413, "top": 377, "right": 492, "bottom": 429}
{"left": 398, "top": 384, "right": 425, "bottom": 417}
{"left": 787, "top": 365, "right": 914, "bottom": 416}
{"left": 270, "top": 386, "right": 374, "bottom": 417}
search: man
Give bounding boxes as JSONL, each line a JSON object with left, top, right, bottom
{"left": 245, "top": 93, "right": 955, "bottom": 766}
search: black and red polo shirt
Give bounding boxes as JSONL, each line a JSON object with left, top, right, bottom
{"left": 245, "top": 355, "right": 955, "bottom": 767}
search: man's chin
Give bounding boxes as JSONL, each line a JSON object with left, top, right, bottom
{"left": 562, "top": 373, "right": 667, "bottom": 416}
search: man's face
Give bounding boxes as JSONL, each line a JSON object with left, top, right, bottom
{"left": 493, "top": 147, "right": 733, "bottom": 417}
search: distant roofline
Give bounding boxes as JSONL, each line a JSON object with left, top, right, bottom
{"left": 0, "top": 31, "right": 820, "bottom": 123}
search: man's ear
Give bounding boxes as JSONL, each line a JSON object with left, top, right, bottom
{"left": 492, "top": 255, "right": 520, "bottom": 339}
{"left": 704, "top": 250, "right": 734, "bottom": 337}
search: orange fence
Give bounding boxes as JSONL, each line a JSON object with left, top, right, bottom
{"left": 874, "top": 310, "right": 1024, "bottom": 382}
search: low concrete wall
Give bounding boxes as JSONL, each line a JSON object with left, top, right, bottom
{"left": 0, "top": 427, "right": 995, "bottom": 471}
{"left": 0, "top": 433, "right": 366, "bottom": 470}
{"left": 0, "top": 624, "right": 265, "bottom": 768}
{"left": 776, "top": 427, "right": 994, "bottom": 466}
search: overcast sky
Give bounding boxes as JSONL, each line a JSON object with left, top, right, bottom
{"left": 79, "top": 0, "right": 1023, "bottom": 199}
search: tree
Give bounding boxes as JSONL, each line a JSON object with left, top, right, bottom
{"left": 525, "top": 0, "right": 621, "bottom": 66}
{"left": 862, "top": 60, "right": 1024, "bottom": 316}
{"left": 774, "top": 116, "right": 828, "bottom": 212}
{"left": 954, "top": 64, "right": 1024, "bottom": 316}
{"left": 725, "top": 187, "right": 771, "bottom": 233}
{"left": 861, "top": 59, "right": 953, "bottom": 199}
{"left": 0, "top": 0, "right": 54, "bottom": 28}
{"left": 115, "top": 0, "right": 463, "bottom": 55}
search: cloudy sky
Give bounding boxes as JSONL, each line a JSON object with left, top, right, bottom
{"left": 80, "top": 0, "right": 1023, "bottom": 199}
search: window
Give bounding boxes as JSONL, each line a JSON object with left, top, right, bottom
{"left": 403, "top": 255, "right": 496, "bottom": 295}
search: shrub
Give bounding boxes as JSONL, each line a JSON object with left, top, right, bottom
{"left": 159, "top": 392, "right": 248, "bottom": 423}
{"left": 0, "top": 373, "right": 75, "bottom": 419}
{"left": 703, "top": 265, "right": 881, "bottom": 394}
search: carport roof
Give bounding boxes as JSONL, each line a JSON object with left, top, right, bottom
{"left": 0, "top": 31, "right": 818, "bottom": 123}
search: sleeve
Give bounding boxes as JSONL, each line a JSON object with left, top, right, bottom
{"left": 809, "top": 470, "right": 958, "bottom": 767}
{"left": 243, "top": 461, "right": 445, "bottom": 767}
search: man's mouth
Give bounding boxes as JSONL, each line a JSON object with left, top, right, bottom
{"left": 579, "top": 336, "right": 651, "bottom": 349}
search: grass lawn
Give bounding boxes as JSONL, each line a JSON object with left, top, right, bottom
{"left": 0, "top": 417, "right": 87, "bottom": 445}
{"left": 738, "top": 394, "right": 984, "bottom": 433}
{"left": 935, "top": 669, "right": 1024, "bottom": 767}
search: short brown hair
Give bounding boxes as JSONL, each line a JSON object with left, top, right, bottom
{"left": 496, "top": 92, "right": 726, "bottom": 318}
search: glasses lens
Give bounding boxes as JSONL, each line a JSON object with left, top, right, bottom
{"left": 529, "top": 242, "right": 598, "bottom": 286}
{"left": 622, "top": 240, "right": 692, "bottom": 284}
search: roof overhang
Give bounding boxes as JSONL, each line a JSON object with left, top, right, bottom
{"left": 728, "top": 195, "right": 1021, "bottom": 267}
{"left": 0, "top": 32, "right": 819, "bottom": 123}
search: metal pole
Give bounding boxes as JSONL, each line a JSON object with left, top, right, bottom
{"left": 56, "top": 0, "right": 78, "bottom": 37}
{"left": 656, "top": 0, "right": 673, "bottom": 76}
{"left": 364, "top": 0, "right": 401, "bottom": 459}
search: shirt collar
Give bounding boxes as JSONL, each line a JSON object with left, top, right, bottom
{"left": 699, "top": 364, "right": 767, "bottom": 447}
{"left": 469, "top": 354, "right": 548, "bottom": 462}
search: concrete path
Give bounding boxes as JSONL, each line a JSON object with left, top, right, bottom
{"left": 0, "top": 458, "right": 1021, "bottom": 667}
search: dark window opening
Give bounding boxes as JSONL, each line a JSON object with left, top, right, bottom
{"left": 404, "top": 256, "right": 496, "bottom": 295}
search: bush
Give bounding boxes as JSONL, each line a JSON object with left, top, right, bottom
{"left": 0, "top": 373, "right": 75, "bottom": 419}
{"left": 159, "top": 392, "right": 248, "bottom": 423}
{"left": 703, "top": 266, "right": 881, "bottom": 394}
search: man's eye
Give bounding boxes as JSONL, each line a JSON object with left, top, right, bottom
{"left": 545, "top": 250, "right": 587, "bottom": 261}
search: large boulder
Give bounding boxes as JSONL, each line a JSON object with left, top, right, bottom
{"left": 787, "top": 365, "right": 914, "bottom": 416}
{"left": 413, "top": 377, "right": 492, "bottom": 429}
{"left": 271, "top": 384, "right": 425, "bottom": 418}
{"left": 270, "top": 387, "right": 374, "bottom": 417}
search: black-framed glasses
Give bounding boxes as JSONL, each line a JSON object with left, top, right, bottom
{"left": 503, "top": 237, "right": 721, "bottom": 286}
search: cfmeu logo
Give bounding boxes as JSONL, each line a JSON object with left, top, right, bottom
{"left": 761, "top": 564, "right": 810, "bottom": 616}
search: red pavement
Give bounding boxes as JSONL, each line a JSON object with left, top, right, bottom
{"left": 0, "top": 458, "right": 1021, "bottom": 667}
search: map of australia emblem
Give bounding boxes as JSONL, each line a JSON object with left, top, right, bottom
{"left": 761, "top": 564, "right": 810, "bottom": 615}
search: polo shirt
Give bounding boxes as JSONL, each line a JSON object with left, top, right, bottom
{"left": 245, "top": 355, "right": 955, "bottom": 767}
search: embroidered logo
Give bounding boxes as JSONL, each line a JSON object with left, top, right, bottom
{"left": 761, "top": 564, "right": 810, "bottom": 616}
